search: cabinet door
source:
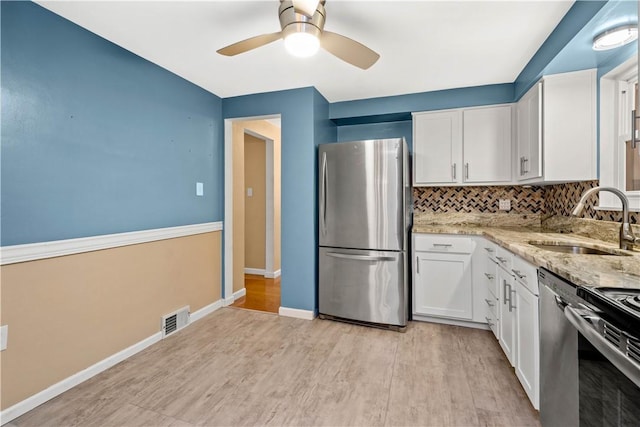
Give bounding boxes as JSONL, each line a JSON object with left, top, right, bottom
{"left": 413, "top": 110, "right": 462, "bottom": 185}
{"left": 414, "top": 251, "right": 472, "bottom": 320}
{"left": 518, "top": 83, "right": 542, "bottom": 181}
{"left": 515, "top": 280, "right": 540, "bottom": 410}
{"left": 462, "top": 106, "right": 512, "bottom": 183}
{"left": 543, "top": 69, "right": 596, "bottom": 182}
{"left": 498, "top": 267, "right": 516, "bottom": 366}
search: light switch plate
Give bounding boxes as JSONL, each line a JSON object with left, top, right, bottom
{"left": 499, "top": 199, "right": 511, "bottom": 211}
{"left": 1, "top": 325, "right": 7, "bottom": 351}
{"left": 247, "top": 187, "right": 253, "bottom": 197}
{"left": 196, "top": 182, "right": 204, "bottom": 196}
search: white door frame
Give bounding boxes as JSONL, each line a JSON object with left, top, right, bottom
{"left": 223, "top": 115, "right": 281, "bottom": 305}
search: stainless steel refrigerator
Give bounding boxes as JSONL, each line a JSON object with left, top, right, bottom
{"left": 318, "top": 138, "right": 410, "bottom": 330}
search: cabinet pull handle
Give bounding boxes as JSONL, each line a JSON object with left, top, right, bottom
{"left": 503, "top": 280, "right": 509, "bottom": 305}
{"left": 484, "top": 247, "right": 494, "bottom": 253}
{"left": 523, "top": 157, "right": 529, "bottom": 174}
{"left": 509, "top": 288, "right": 517, "bottom": 312}
{"left": 484, "top": 298, "right": 495, "bottom": 307}
{"left": 416, "top": 256, "right": 419, "bottom": 274}
{"left": 432, "top": 243, "right": 453, "bottom": 248}
{"left": 519, "top": 157, "right": 524, "bottom": 176}
{"left": 484, "top": 273, "right": 494, "bottom": 280}
{"left": 465, "top": 163, "right": 469, "bottom": 179}
{"left": 485, "top": 317, "right": 494, "bottom": 327}
{"left": 452, "top": 163, "right": 457, "bottom": 180}
{"left": 496, "top": 256, "right": 507, "bottom": 263}
{"left": 511, "top": 269, "right": 525, "bottom": 280}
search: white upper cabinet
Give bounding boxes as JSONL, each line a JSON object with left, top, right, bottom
{"left": 516, "top": 83, "right": 542, "bottom": 180}
{"left": 517, "top": 68, "right": 597, "bottom": 183}
{"left": 463, "top": 106, "right": 512, "bottom": 183}
{"left": 413, "top": 105, "right": 512, "bottom": 186}
{"left": 413, "top": 110, "right": 462, "bottom": 184}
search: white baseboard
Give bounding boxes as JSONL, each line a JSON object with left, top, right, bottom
{"left": 411, "top": 314, "right": 490, "bottom": 330}
{"left": 0, "top": 298, "right": 224, "bottom": 425}
{"left": 222, "top": 288, "right": 246, "bottom": 307}
{"left": 264, "top": 269, "right": 281, "bottom": 278}
{"left": 244, "top": 268, "right": 266, "bottom": 275}
{"left": 0, "top": 332, "right": 161, "bottom": 425}
{"left": 278, "top": 307, "right": 316, "bottom": 320}
{"left": 189, "top": 299, "right": 223, "bottom": 323}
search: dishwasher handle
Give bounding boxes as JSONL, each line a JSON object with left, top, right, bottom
{"left": 564, "top": 305, "right": 640, "bottom": 388}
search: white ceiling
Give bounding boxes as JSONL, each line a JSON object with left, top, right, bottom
{"left": 37, "top": 0, "right": 575, "bottom": 103}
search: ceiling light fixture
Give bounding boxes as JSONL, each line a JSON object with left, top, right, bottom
{"left": 592, "top": 24, "right": 638, "bottom": 51}
{"left": 284, "top": 31, "right": 320, "bottom": 58}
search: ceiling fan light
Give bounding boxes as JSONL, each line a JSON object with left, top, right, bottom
{"left": 593, "top": 25, "right": 638, "bottom": 51}
{"left": 284, "top": 32, "right": 320, "bottom": 58}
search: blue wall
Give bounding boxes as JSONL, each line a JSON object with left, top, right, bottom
{"left": 223, "top": 87, "right": 336, "bottom": 311}
{"left": 336, "top": 121, "right": 413, "bottom": 151}
{"left": 330, "top": 83, "right": 515, "bottom": 123}
{"left": 1, "top": 1, "right": 223, "bottom": 246}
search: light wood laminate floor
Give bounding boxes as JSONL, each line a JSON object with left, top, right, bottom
{"left": 12, "top": 309, "right": 540, "bottom": 426}
{"left": 231, "top": 274, "right": 280, "bottom": 314}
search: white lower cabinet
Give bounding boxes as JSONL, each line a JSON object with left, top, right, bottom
{"left": 514, "top": 280, "right": 540, "bottom": 409}
{"left": 497, "top": 264, "right": 517, "bottom": 366}
{"left": 477, "top": 238, "right": 540, "bottom": 410}
{"left": 414, "top": 251, "right": 473, "bottom": 319}
{"left": 413, "top": 235, "right": 474, "bottom": 320}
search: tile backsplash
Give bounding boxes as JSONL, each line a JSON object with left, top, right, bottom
{"left": 413, "top": 180, "right": 638, "bottom": 224}
{"left": 413, "top": 185, "right": 544, "bottom": 214}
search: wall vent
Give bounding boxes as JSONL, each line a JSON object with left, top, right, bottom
{"left": 161, "top": 306, "right": 190, "bottom": 338}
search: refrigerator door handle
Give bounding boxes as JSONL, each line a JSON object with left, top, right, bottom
{"left": 320, "top": 152, "right": 328, "bottom": 235}
{"left": 326, "top": 252, "right": 395, "bottom": 262}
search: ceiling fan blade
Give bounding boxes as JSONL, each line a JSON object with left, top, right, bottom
{"left": 217, "top": 32, "right": 282, "bottom": 56}
{"left": 292, "top": 0, "right": 319, "bottom": 17}
{"left": 320, "top": 31, "right": 380, "bottom": 70}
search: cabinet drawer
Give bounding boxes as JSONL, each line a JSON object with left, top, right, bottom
{"left": 512, "top": 256, "right": 539, "bottom": 295}
{"left": 482, "top": 264, "right": 499, "bottom": 299}
{"left": 413, "top": 234, "right": 475, "bottom": 254}
{"left": 484, "top": 299, "right": 498, "bottom": 338}
{"left": 481, "top": 240, "right": 498, "bottom": 261}
{"left": 495, "top": 246, "right": 513, "bottom": 272}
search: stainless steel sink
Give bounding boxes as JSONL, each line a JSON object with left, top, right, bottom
{"left": 528, "top": 241, "right": 631, "bottom": 256}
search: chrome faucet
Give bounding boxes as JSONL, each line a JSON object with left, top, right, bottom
{"left": 571, "top": 186, "right": 639, "bottom": 251}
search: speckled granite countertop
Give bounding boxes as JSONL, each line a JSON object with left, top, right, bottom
{"left": 412, "top": 223, "right": 640, "bottom": 290}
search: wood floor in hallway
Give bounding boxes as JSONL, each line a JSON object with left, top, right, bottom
{"left": 231, "top": 274, "right": 280, "bottom": 313}
{"left": 12, "top": 308, "right": 540, "bottom": 427}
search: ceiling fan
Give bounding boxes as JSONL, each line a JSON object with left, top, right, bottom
{"left": 217, "top": 0, "right": 380, "bottom": 70}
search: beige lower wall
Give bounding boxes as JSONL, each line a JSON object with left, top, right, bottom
{"left": 245, "top": 134, "right": 267, "bottom": 269}
{"left": 0, "top": 231, "right": 221, "bottom": 410}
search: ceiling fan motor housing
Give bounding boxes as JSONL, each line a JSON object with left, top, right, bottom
{"left": 279, "top": 0, "right": 326, "bottom": 39}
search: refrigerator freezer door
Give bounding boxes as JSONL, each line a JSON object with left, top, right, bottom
{"left": 319, "top": 247, "right": 407, "bottom": 327}
{"left": 319, "top": 139, "right": 405, "bottom": 251}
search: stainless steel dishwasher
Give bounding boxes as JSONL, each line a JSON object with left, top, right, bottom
{"left": 539, "top": 268, "right": 640, "bottom": 426}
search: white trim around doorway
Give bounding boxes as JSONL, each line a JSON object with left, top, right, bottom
{"left": 223, "top": 115, "right": 282, "bottom": 307}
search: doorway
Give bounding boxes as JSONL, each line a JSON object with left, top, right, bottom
{"left": 224, "top": 117, "right": 281, "bottom": 313}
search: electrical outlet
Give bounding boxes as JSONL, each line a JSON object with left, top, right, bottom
{"left": 196, "top": 182, "right": 204, "bottom": 196}
{"left": 1, "top": 325, "right": 8, "bottom": 351}
{"left": 499, "top": 199, "right": 511, "bottom": 211}
{"left": 247, "top": 187, "right": 253, "bottom": 197}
